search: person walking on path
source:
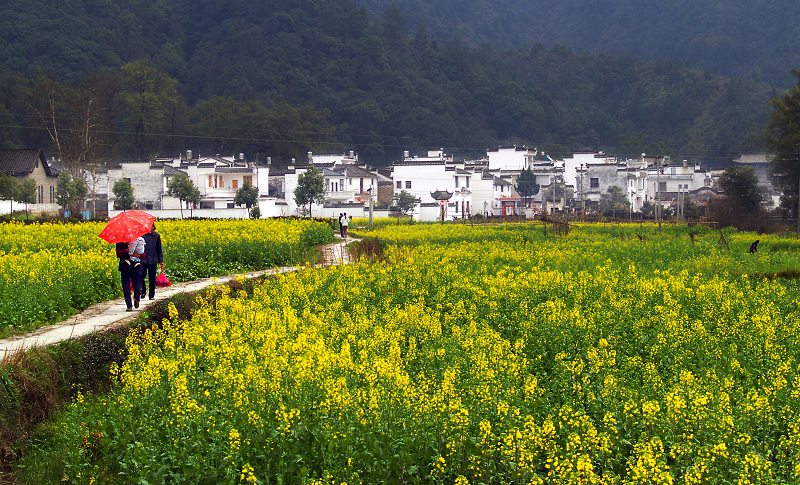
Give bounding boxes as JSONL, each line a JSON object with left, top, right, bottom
{"left": 338, "top": 213, "right": 345, "bottom": 237}
{"left": 141, "top": 223, "right": 164, "bottom": 300}
{"left": 116, "top": 241, "right": 139, "bottom": 311}
{"left": 127, "top": 235, "right": 145, "bottom": 309}
{"left": 341, "top": 212, "right": 349, "bottom": 238}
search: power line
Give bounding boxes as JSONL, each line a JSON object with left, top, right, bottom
{"left": 0, "top": 123, "right": 493, "bottom": 151}
{"left": 0, "top": 111, "right": 494, "bottom": 148}
{"left": 0, "top": 122, "right": 778, "bottom": 161}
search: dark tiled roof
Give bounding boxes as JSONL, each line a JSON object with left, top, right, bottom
{"left": 393, "top": 160, "right": 446, "bottom": 166}
{"left": 0, "top": 149, "right": 57, "bottom": 177}
{"left": 164, "top": 166, "right": 184, "bottom": 176}
{"left": 341, "top": 165, "right": 375, "bottom": 178}
{"left": 322, "top": 168, "right": 344, "bottom": 177}
{"left": 430, "top": 190, "right": 453, "bottom": 200}
{"left": 215, "top": 167, "right": 254, "bottom": 174}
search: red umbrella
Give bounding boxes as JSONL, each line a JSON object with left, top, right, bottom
{"left": 98, "top": 210, "right": 156, "bottom": 244}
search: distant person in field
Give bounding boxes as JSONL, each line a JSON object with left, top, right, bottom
{"left": 749, "top": 240, "right": 759, "bottom": 253}
{"left": 338, "top": 213, "right": 345, "bottom": 237}
{"left": 341, "top": 212, "right": 349, "bottom": 238}
{"left": 141, "top": 223, "right": 164, "bottom": 300}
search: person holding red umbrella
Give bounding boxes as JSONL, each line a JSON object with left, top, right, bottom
{"left": 100, "top": 210, "right": 155, "bottom": 311}
{"left": 140, "top": 223, "right": 164, "bottom": 300}
{"left": 114, "top": 239, "right": 143, "bottom": 311}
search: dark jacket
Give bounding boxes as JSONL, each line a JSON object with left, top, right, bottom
{"left": 142, "top": 231, "right": 163, "bottom": 264}
{"left": 116, "top": 242, "right": 130, "bottom": 271}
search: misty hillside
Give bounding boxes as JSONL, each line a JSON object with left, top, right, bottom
{"left": 359, "top": 0, "right": 800, "bottom": 88}
{"left": 0, "top": 0, "right": 779, "bottom": 163}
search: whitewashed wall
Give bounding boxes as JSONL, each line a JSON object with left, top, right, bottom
{"left": 469, "top": 176, "right": 495, "bottom": 217}
{"left": 487, "top": 148, "right": 527, "bottom": 171}
{"left": 392, "top": 163, "right": 451, "bottom": 204}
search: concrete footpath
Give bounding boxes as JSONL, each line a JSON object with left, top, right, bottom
{"left": 0, "top": 237, "right": 356, "bottom": 360}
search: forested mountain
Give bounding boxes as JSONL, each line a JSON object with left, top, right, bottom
{"left": 359, "top": 0, "right": 800, "bottom": 88}
{"left": 0, "top": 0, "right": 779, "bottom": 165}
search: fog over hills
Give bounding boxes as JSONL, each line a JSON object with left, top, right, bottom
{"left": 0, "top": 0, "right": 782, "bottom": 163}
{"left": 359, "top": 0, "right": 800, "bottom": 88}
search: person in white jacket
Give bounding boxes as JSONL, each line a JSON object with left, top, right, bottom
{"left": 126, "top": 235, "right": 146, "bottom": 308}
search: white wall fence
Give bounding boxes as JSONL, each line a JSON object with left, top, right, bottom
{"left": 108, "top": 206, "right": 395, "bottom": 221}
{"left": 0, "top": 200, "right": 59, "bottom": 216}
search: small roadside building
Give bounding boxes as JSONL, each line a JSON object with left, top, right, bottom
{"left": 0, "top": 148, "right": 60, "bottom": 215}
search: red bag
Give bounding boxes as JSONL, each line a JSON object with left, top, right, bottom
{"left": 155, "top": 269, "right": 171, "bottom": 287}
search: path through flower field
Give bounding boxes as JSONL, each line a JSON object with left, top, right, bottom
{"left": 12, "top": 222, "right": 800, "bottom": 484}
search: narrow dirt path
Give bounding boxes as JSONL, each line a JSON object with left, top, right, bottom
{"left": 0, "top": 237, "right": 357, "bottom": 360}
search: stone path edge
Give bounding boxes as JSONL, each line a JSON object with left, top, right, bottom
{"left": 0, "top": 237, "right": 357, "bottom": 360}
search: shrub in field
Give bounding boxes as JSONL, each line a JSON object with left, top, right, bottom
{"left": 18, "top": 226, "right": 800, "bottom": 483}
{"left": 0, "top": 219, "right": 333, "bottom": 336}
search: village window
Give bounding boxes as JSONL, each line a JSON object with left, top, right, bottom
{"left": 658, "top": 182, "right": 667, "bottom": 192}
{"left": 590, "top": 178, "right": 599, "bottom": 188}
{"left": 227, "top": 202, "right": 235, "bottom": 209}
{"left": 455, "top": 176, "right": 459, "bottom": 187}
{"left": 405, "top": 181, "right": 411, "bottom": 189}
{"left": 232, "top": 179, "right": 239, "bottom": 189}
{"left": 455, "top": 201, "right": 459, "bottom": 213}
{"left": 466, "top": 177, "right": 470, "bottom": 188}
{"left": 200, "top": 201, "right": 214, "bottom": 209}
{"left": 37, "top": 185, "right": 43, "bottom": 203}
{"left": 396, "top": 181, "right": 402, "bottom": 189}
{"left": 145, "top": 202, "right": 154, "bottom": 210}
{"left": 671, "top": 167, "right": 676, "bottom": 175}
{"left": 244, "top": 176, "right": 253, "bottom": 186}
{"left": 49, "top": 186, "right": 55, "bottom": 203}
{"left": 208, "top": 175, "right": 213, "bottom": 187}
{"left": 466, "top": 201, "right": 470, "bottom": 213}
{"left": 349, "top": 178, "right": 352, "bottom": 185}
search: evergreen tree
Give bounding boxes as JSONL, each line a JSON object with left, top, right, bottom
{"left": 599, "top": 185, "right": 630, "bottom": 219}
{"left": 112, "top": 178, "right": 136, "bottom": 210}
{"left": 394, "top": 190, "right": 418, "bottom": 218}
{"left": 767, "top": 69, "right": 800, "bottom": 216}
{"left": 718, "top": 166, "right": 762, "bottom": 211}
{"left": 15, "top": 178, "right": 36, "bottom": 220}
{"left": 515, "top": 168, "right": 540, "bottom": 207}
{"left": 234, "top": 183, "right": 259, "bottom": 218}
{"left": 167, "top": 173, "right": 201, "bottom": 219}
{"left": 0, "top": 175, "right": 18, "bottom": 216}
{"left": 294, "top": 167, "right": 326, "bottom": 217}
{"left": 55, "top": 172, "right": 88, "bottom": 217}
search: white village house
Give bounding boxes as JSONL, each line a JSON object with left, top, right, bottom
{"left": 107, "top": 151, "right": 274, "bottom": 218}
{"left": 102, "top": 144, "right": 784, "bottom": 222}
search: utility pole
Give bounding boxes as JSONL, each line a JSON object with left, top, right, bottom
{"left": 656, "top": 157, "right": 662, "bottom": 232}
{"left": 797, "top": 175, "right": 800, "bottom": 233}
{"left": 368, "top": 186, "right": 374, "bottom": 228}
{"left": 579, "top": 163, "right": 584, "bottom": 221}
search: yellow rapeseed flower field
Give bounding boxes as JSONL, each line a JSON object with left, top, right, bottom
{"left": 0, "top": 219, "right": 333, "bottom": 336}
{"left": 18, "top": 222, "right": 800, "bottom": 484}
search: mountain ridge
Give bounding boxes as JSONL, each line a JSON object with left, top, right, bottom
{"left": 0, "top": 0, "right": 778, "bottom": 164}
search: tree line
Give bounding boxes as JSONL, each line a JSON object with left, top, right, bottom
{"left": 0, "top": 0, "right": 776, "bottom": 167}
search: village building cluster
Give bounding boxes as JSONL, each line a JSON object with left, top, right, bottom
{"left": 0, "top": 146, "right": 781, "bottom": 222}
